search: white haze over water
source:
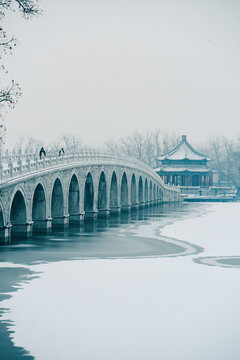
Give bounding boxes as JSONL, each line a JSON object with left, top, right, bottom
{"left": 2, "top": 203, "right": 240, "bottom": 359}
{"left": 3, "top": 0, "right": 240, "bottom": 148}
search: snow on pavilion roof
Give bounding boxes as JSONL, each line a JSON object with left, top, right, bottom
{"left": 157, "top": 135, "right": 209, "bottom": 161}
{"left": 154, "top": 166, "right": 213, "bottom": 174}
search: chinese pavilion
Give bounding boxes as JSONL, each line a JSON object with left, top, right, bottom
{"left": 155, "top": 135, "right": 213, "bottom": 187}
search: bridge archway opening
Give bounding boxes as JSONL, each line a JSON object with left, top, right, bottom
{"left": 68, "top": 174, "right": 80, "bottom": 215}
{"left": 144, "top": 179, "right": 148, "bottom": 202}
{"left": 84, "top": 173, "right": 94, "bottom": 212}
{"left": 0, "top": 204, "right": 4, "bottom": 227}
{"left": 149, "top": 181, "right": 153, "bottom": 201}
{"left": 157, "top": 186, "right": 159, "bottom": 200}
{"left": 121, "top": 172, "right": 128, "bottom": 207}
{"left": 110, "top": 171, "right": 118, "bottom": 210}
{"left": 131, "top": 174, "right": 137, "bottom": 205}
{"left": 10, "top": 191, "right": 27, "bottom": 225}
{"left": 153, "top": 184, "right": 156, "bottom": 200}
{"left": 138, "top": 176, "right": 143, "bottom": 203}
{"left": 32, "top": 184, "right": 46, "bottom": 221}
{"left": 51, "top": 179, "right": 64, "bottom": 218}
{"left": 98, "top": 172, "right": 107, "bottom": 211}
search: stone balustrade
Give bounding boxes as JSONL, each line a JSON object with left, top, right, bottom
{"left": 0, "top": 151, "right": 179, "bottom": 193}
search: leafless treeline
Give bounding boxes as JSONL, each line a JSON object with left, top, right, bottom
{"left": 6, "top": 133, "right": 82, "bottom": 158}
{"left": 6, "top": 131, "right": 240, "bottom": 189}
{"left": 103, "top": 130, "right": 180, "bottom": 167}
{"left": 201, "top": 137, "right": 240, "bottom": 188}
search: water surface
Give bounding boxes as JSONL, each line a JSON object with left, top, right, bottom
{"left": 0, "top": 203, "right": 240, "bottom": 359}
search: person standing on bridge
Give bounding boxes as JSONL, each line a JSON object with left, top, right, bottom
{"left": 39, "top": 147, "right": 46, "bottom": 160}
{"left": 58, "top": 147, "right": 65, "bottom": 157}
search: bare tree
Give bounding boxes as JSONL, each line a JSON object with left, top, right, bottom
{"left": 104, "top": 130, "right": 180, "bottom": 167}
{"left": 62, "top": 133, "right": 82, "bottom": 153}
{"left": 0, "top": 0, "right": 41, "bottom": 112}
{"left": 0, "top": 80, "right": 21, "bottom": 109}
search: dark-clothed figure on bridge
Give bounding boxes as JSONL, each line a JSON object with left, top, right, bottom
{"left": 39, "top": 147, "right": 46, "bottom": 159}
{"left": 58, "top": 148, "right": 65, "bottom": 157}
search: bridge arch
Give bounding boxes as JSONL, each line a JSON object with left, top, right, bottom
{"left": 121, "top": 172, "right": 128, "bottom": 208}
{"left": 144, "top": 178, "right": 148, "bottom": 202}
{"left": 131, "top": 173, "right": 137, "bottom": 205}
{"left": 0, "top": 199, "right": 6, "bottom": 227}
{"left": 32, "top": 183, "right": 47, "bottom": 221}
{"left": 10, "top": 188, "right": 27, "bottom": 225}
{"left": 161, "top": 189, "right": 163, "bottom": 202}
{"left": 153, "top": 183, "right": 156, "bottom": 200}
{"left": 68, "top": 173, "right": 80, "bottom": 216}
{"left": 51, "top": 178, "right": 64, "bottom": 218}
{"left": 98, "top": 171, "right": 107, "bottom": 211}
{"left": 84, "top": 172, "right": 94, "bottom": 213}
{"left": 138, "top": 176, "right": 143, "bottom": 204}
{"left": 110, "top": 171, "right": 118, "bottom": 210}
{"left": 149, "top": 181, "right": 153, "bottom": 201}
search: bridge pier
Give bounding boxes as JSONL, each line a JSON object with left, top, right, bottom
{"left": 0, "top": 226, "right": 12, "bottom": 243}
{"left": 84, "top": 211, "right": 98, "bottom": 219}
{"left": 96, "top": 215, "right": 110, "bottom": 228}
{"left": 131, "top": 203, "right": 139, "bottom": 210}
{"left": 120, "top": 210, "right": 131, "bottom": 223}
{"left": 11, "top": 222, "right": 33, "bottom": 238}
{"left": 138, "top": 201, "right": 145, "bottom": 208}
{"left": 33, "top": 218, "right": 52, "bottom": 234}
{"left": 121, "top": 204, "right": 131, "bottom": 212}
{"left": 52, "top": 215, "right": 69, "bottom": 228}
{"left": 110, "top": 206, "right": 121, "bottom": 215}
{"left": 98, "top": 209, "right": 110, "bottom": 218}
{"left": 69, "top": 212, "right": 85, "bottom": 224}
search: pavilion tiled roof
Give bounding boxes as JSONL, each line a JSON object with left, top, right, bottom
{"left": 154, "top": 166, "right": 213, "bottom": 174}
{"left": 157, "top": 135, "right": 209, "bottom": 161}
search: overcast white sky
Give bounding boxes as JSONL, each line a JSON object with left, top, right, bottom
{"left": 2, "top": 0, "right": 240, "bottom": 148}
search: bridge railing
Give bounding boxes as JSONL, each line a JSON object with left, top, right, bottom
{"left": 0, "top": 151, "right": 179, "bottom": 193}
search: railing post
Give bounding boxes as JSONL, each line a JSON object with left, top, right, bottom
{"left": 26, "top": 156, "right": 31, "bottom": 172}
{"left": 9, "top": 157, "right": 13, "bottom": 178}
{"left": 0, "top": 162, "right": 3, "bottom": 181}
{"left": 35, "top": 156, "right": 38, "bottom": 170}
{"left": 17, "top": 157, "right": 22, "bottom": 175}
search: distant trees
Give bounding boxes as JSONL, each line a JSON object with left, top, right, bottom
{"left": 5, "top": 129, "right": 240, "bottom": 191}
{"left": 48, "top": 133, "right": 82, "bottom": 155}
{"left": 104, "top": 130, "right": 180, "bottom": 167}
{"left": 0, "top": 0, "right": 41, "bottom": 112}
{"left": 203, "top": 136, "right": 240, "bottom": 189}
{"left": 9, "top": 133, "right": 83, "bottom": 157}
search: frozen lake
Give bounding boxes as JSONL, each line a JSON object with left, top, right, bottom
{"left": 0, "top": 202, "right": 240, "bottom": 359}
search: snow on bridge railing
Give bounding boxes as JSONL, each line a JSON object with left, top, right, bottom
{"left": 0, "top": 151, "right": 179, "bottom": 193}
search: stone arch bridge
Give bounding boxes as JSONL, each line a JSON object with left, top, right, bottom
{"left": 0, "top": 152, "right": 180, "bottom": 240}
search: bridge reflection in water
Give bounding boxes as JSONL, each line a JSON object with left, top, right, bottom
{"left": 0, "top": 202, "right": 200, "bottom": 267}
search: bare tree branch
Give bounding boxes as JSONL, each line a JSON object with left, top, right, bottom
{"left": 0, "top": 0, "right": 41, "bottom": 112}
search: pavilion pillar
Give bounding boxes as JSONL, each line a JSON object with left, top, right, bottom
{"left": 207, "top": 176, "right": 209, "bottom": 187}
{"left": 209, "top": 175, "right": 213, "bottom": 187}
